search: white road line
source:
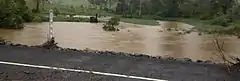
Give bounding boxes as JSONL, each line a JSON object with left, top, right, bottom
{"left": 0, "top": 61, "right": 167, "bottom": 81}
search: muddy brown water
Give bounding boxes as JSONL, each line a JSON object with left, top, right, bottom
{"left": 0, "top": 21, "right": 239, "bottom": 62}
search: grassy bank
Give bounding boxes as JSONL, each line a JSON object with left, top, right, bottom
{"left": 157, "top": 18, "right": 237, "bottom": 33}
{"left": 120, "top": 18, "right": 159, "bottom": 26}
{"left": 41, "top": 15, "right": 91, "bottom": 22}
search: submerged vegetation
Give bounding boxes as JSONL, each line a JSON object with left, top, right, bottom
{"left": 103, "top": 17, "right": 120, "bottom": 31}
{"left": 121, "top": 18, "right": 159, "bottom": 26}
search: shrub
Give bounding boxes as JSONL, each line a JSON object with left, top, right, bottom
{"left": 90, "top": 17, "right": 98, "bottom": 23}
{"left": 53, "top": 8, "right": 60, "bottom": 16}
{"left": 103, "top": 25, "right": 119, "bottom": 31}
{"left": 102, "top": 16, "right": 120, "bottom": 31}
{"left": 106, "top": 17, "right": 120, "bottom": 26}
{"left": 210, "top": 16, "right": 232, "bottom": 27}
{"left": 0, "top": 0, "right": 32, "bottom": 29}
{"left": 22, "top": 10, "right": 34, "bottom": 22}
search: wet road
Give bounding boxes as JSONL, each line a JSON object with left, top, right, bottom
{"left": 0, "top": 44, "right": 239, "bottom": 81}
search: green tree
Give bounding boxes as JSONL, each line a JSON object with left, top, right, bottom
{"left": 34, "top": 0, "right": 48, "bottom": 13}
{"left": 0, "top": 0, "right": 30, "bottom": 29}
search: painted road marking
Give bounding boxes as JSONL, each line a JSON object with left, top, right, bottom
{"left": 0, "top": 61, "right": 167, "bottom": 81}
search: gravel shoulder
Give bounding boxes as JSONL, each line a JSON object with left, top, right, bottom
{"left": 0, "top": 44, "right": 239, "bottom": 81}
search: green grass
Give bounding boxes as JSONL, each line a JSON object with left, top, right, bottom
{"left": 120, "top": 18, "right": 159, "bottom": 26}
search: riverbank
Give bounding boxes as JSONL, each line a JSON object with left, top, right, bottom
{"left": 120, "top": 18, "right": 159, "bottom": 26}
{"left": 156, "top": 18, "right": 240, "bottom": 35}
{"left": 0, "top": 41, "right": 239, "bottom": 81}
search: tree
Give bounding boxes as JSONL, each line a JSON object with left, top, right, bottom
{"left": 116, "top": 0, "right": 129, "bottom": 15}
{"left": 104, "top": 0, "right": 238, "bottom": 20}
{"left": 31, "top": 0, "right": 41, "bottom": 13}
{"left": 208, "top": 25, "right": 240, "bottom": 73}
{"left": 34, "top": 0, "right": 48, "bottom": 13}
{"left": 36, "top": 0, "right": 40, "bottom": 12}
{"left": 0, "top": 0, "right": 30, "bottom": 29}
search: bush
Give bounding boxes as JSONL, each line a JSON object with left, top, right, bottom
{"left": 22, "top": 10, "right": 34, "bottom": 22}
{"left": 107, "top": 17, "right": 120, "bottom": 26}
{"left": 103, "top": 25, "right": 119, "bottom": 31}
{"left": 0, "top": 0, "right": 22, "bottom": 28}
{"left": 102, "top": 16, "right": 120, "bottom": 31}
{"left": 0, "top": 13, "right": 24, "bottom": 29}
{"left": 210, "top": 16, "right": 232, "bottom": 27}
{"left": 53, "top": 8, "right": 60, "bottom": 16}
{"left": 0, "top": 0, "right": 34, "bottom": 29}
{"left": 90, "top": 17, "right": 98, "bottom": 23}
{"left": 32, "top": 9, "right": 38, "bottom": 13}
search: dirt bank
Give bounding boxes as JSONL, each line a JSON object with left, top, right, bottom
{"left": 0, "top": 43, "right": 239, "bottom": 81}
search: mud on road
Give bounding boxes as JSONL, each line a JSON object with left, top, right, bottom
{"left": 0, "top": 44, "right": 239, "bottom": 81}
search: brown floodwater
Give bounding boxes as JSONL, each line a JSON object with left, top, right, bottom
{"left": 0, "top": 21, "right": 239, "bottom": 62}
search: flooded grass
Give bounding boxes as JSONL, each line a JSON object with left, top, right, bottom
{"left": 161, "top": 18, "right": 232, "bottom": 34}
{"left": 120, "top": 18, "right": 159, "bottom": 26}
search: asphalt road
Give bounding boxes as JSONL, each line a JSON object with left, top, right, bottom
{"left": 0, "top": 44, "right": 239, "bottom": 81}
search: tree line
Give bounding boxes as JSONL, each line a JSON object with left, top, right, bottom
{"left": 89, "top": 0, "right": 239, "bottom": 21}
{"left": 1, "top": 0, "right": 240, "bottom": 29}
{"left": 115, "top": 0, "right": 239, "bottom": 19}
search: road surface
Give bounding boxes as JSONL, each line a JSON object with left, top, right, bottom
{"left": 0, "top": 44, "right": 239, "bottom": 81}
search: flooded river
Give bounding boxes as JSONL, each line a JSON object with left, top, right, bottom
{"left": 0, "top": 21, "right": 239, "bottom": 62}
